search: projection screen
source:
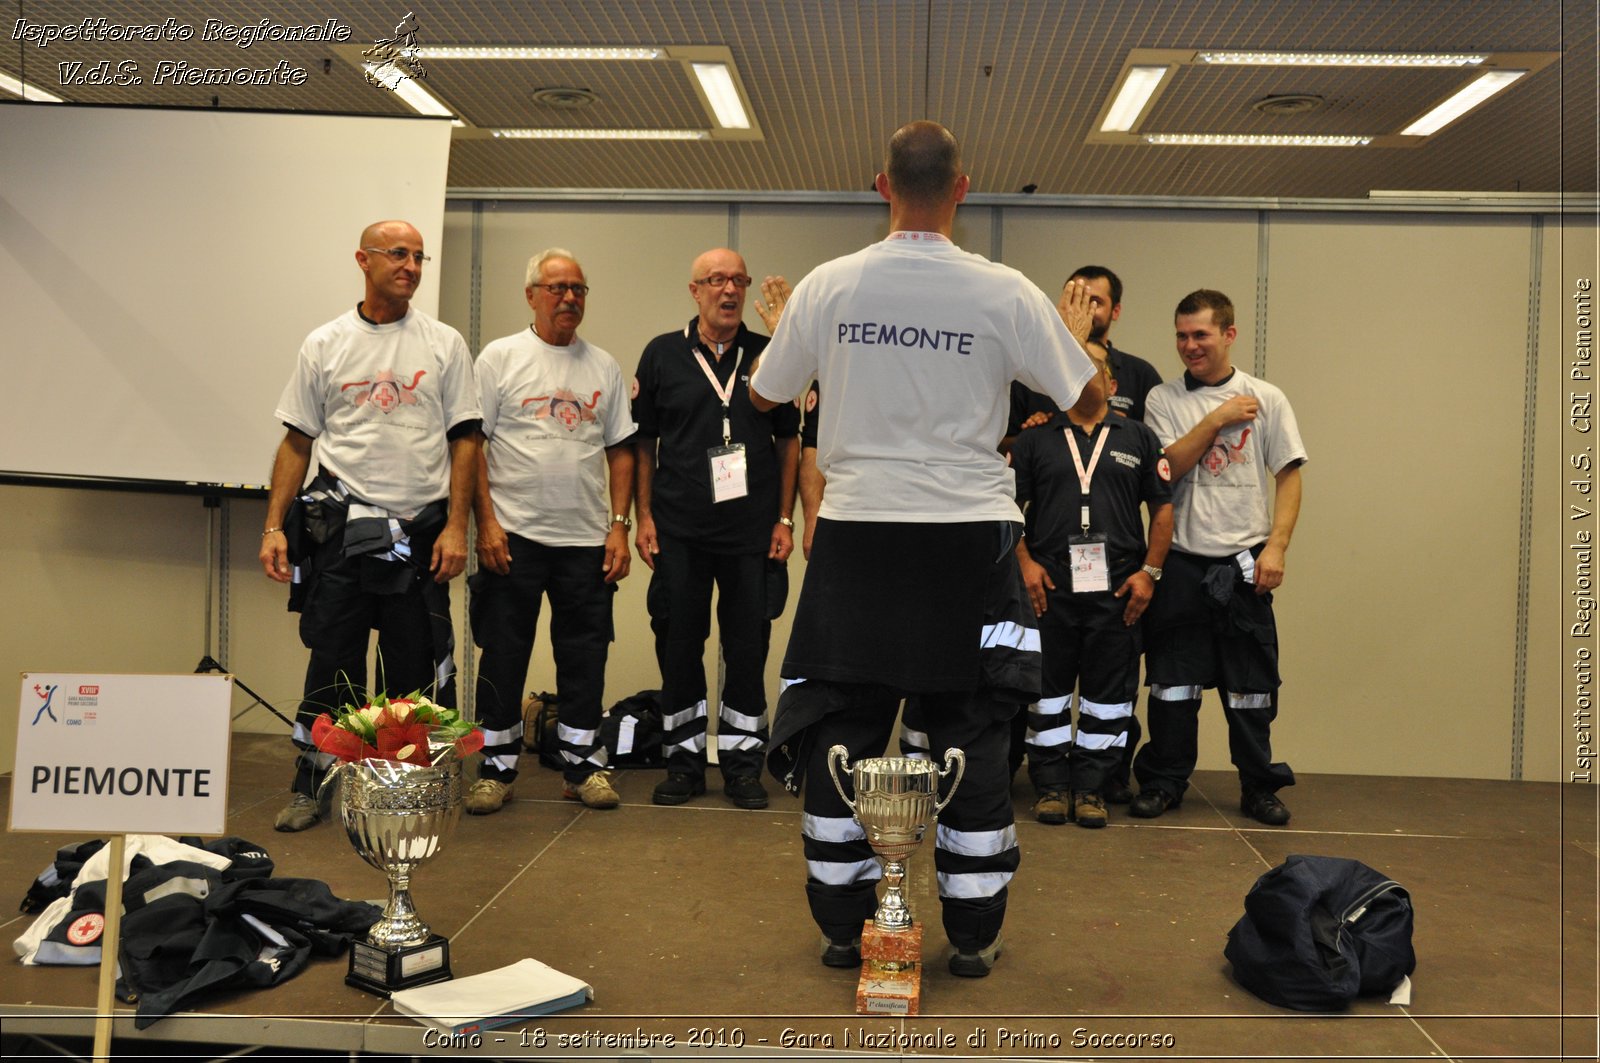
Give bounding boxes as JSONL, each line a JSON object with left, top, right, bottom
{"left": 0, "top": 103, "right": 453, "bottom": 491}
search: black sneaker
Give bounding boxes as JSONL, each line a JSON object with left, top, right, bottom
{"left": 948, "top": 936, "right": 1003, "bottom": 978}
{"left": 1128, "top": 788, "right": 1180, "bottom": 818}
{"left": 1241, "top": 790, "right": 1291, "bottom": 826}
{"left": 819, "top": 935, "right": 861, "bottom": 968}
{"left": 1101, "top": 779, "right": 1134, "bottom": 804}
{"left": 651, "top": 772, "right": 706, "bottom": 806}
{"left": 723, "top": 774, "right": 769, "bottom": 810}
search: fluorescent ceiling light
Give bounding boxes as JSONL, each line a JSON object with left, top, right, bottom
{"left": 1144, "top": 133, "right": 1373, "bottom": 147}
{"left": 1198, "top": 51, "right": 1487, "bottom": 67}
{"left": 492, "top": 128, "right": 709, "bottom": 140}
{"left": 0, "top": 70, "right": 64, "bottom": 102}
{"left": 363, "top": 61, "right": 455, "bottom": 118}
{"left": 691, "top": 62, "right": 750, "bottom": 129}
{"left": 418, "top": 46, "right": 661, "bottom": 61}
{"left": 1401, "top": 69, "right": 1526, "bottom": 135}
{"left": 1101, "top": 66, "right": 1170, "bottom": 132}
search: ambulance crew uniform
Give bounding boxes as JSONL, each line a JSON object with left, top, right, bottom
{"left": 1137, "top": 369, "right": 1307, "bottom": 805}
{"left": 1011, "top": 417, "right": 1170, "bottom": 797}
{"left": 755, "top": 232, "right": 1096, "bottom": 954}
{"left": 276, "top": 307, "right": 481, "bottom": 799}
{"left": 632, "top": 318, "right": 801, "bottom": 787}
{"left": 470, "top": 327, "right": 637, "bottom": 790}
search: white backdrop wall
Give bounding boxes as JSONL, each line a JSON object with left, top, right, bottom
{"left": 1, "top": 199, "right": 1589, "bottom": 787}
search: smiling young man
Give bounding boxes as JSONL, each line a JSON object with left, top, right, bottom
{"left": 631, "top": 247, "right": 800, "bottom": 810}
{"left": 466, "top": 249, "right": 637, "bottom": 815}
{"left": 1133, "top": 289, "right": 1307, "bottom": 826}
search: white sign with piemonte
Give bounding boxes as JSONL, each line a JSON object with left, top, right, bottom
{"left": 12, "top": 673, "right": 233, "bottom": 834}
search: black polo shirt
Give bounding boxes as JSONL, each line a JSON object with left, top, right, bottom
{"left": 633, "top": 317, "right": 800, "bottom": 553}
{"left": 1104, "top": 341, "right": 1163, "bottom": 423}
{"left": 1012, "top": 415, "right": 1171, "bottom": 571}
{"left": 800, "top": 381, "right": 820, "bottom": 450}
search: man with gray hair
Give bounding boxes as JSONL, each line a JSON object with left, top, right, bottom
{"left": 465, "top": 249, "right": 637, "bottom": 814}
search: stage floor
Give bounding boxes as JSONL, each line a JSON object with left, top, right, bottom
{"left": 2, "top": 733, "right": 1595, "bottom": 1061}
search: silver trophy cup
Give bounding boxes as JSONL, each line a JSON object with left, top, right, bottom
{"left": 827, "top": 746, "right": 965, "bottom": 932}
{"left": 339, "top": 756, "right": 463, "bottom": 994}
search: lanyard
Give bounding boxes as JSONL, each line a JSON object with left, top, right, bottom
{"left": 693, "top": 346, "right": 743, "bottom": 444}
{"left": 1066, "top": 423, "right": 1110, "bottom": 535}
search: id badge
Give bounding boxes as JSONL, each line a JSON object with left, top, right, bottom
{"left": 1067, "top": 534, "right": 1110, "bottom": 593}
{"left": 708, "top": 443, "right": 748, "bottom": 502}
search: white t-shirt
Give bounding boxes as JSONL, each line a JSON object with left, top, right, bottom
{"left": 275, "top": 308, "right": 480, "bottom": 517}
{"left": 477, "top": 328, "right": 637, "bottom": 547}
{"left": 1144, "top": 369, "right": 1308, "bottom": 556}
{"left": 751, "top": 234, "right": 1096, "bottom": 522}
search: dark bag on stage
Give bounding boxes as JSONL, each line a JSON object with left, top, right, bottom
{"left": 1224, "top": 855, "right": 1415, "bottom": 1011}
{"left": 601, "top": 689, "right": 665, "bottom": 767}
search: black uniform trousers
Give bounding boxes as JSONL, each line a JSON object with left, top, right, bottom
{"left": 1135, "top": 547, "right": 1295, "bottom": 801}
{"left": 796, "top": 683, "right": 1018, "bottom": 952}
{"left": 290, "top": 536, "right": 455, "bottom": 799}
{"left": 470, "top": 533, "right": 614, "bottom": 786}
{"left": 1022, "top": 559, "right": 1142, "bottom": 795}
{"left": 646, "top": 532, "right": 770, "bottom": 780}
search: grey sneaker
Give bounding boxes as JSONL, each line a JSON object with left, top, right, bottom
{"left": 564, "top": 771, "right": 620, "bottom": 809}
{"left": 949, "top": 935, "right": 1004, "bottom": 978}
{"left": 274, "top": 793, "right": 320, "bottom": 832}
{"left": 465, "top": 778, "right": 514, "bottom": 815}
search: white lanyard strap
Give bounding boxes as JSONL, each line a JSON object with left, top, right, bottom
{"left": 1066, "top": 424, "right": 1110, "bottom": 534}
{"left": 693, "top": 347, "right": 742, "bottom": 444}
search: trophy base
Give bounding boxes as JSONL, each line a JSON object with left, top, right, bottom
{"left": 854, "top": 920, "right": 922, "bottom": 1016}
{"left": 346, "top": 935, "right": 452, "bottom": 997}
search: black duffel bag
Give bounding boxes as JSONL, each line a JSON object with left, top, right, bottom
{"left": 1224, "top": 854, "right": 1416, "bottom": 1011}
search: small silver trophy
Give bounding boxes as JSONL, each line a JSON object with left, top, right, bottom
{"left": 827, "top": 745, "right": 964, "bottom": 1015}
{"left": 339, "top": 757, "right": 463, "bottom": 996}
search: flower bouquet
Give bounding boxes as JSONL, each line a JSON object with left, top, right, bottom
{"left": 310, "top": 691, "right": 483, "bottom": 767}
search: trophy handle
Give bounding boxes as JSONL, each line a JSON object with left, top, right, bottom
{"left": 933, "top": 748, "right": 966, "bottom": 814}
{"left": 826, "top": 744, "right": 856, "bottom": 812}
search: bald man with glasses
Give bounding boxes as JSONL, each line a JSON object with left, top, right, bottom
{"left": 631, "top": 248, "right": 801, "bottom": 810}
{"left": 260, "top": 219, "right": 481, "bottom": 832}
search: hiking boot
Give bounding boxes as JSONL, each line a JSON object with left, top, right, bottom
{"left": 723, "top": 774, "right": 769, "bottom": 810}
{"left": 1032, "top": 790, "right": 1069, "bottom": 825}
{"left": 274, "top": 793, "right": 320, "bottom": 832}
{"left": 1072, "top": 790, "right": 1108, "bottom": 829}
{"left": 1128, "top": 788, "right": 1180, "bottom": 818}
{"left": 465, "top": 778, "right": 514, "bottom": 815}
{"left": 820, "top": 934, "right": 862, "bottom": 968}
{"left": 1242, "top": 790, "right": 1291, "bottom": 826}
{"left": 948, "top": 936, "right": 1003, "bottom": 978}
{"left": 564, "top": 771, "right": 620, "bottom": 809}
{"left": 652, "top": 772, "right": 706, "bottom": 806}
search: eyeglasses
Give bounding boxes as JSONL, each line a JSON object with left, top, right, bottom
{"left": 533, "top": 283, "right": 591, "bottom": 297}
{"left": 364, "top": 247, "right": 432, "bottom": 265}
{"left": 693, "top": 273, "right": 752, "bottom": 289}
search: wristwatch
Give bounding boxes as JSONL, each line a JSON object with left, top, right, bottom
{"left": 777, "top": 516, "right": 795, "bottom": 528}
{"left": 1141, "top": 564, "right": 1163, "bottom": 581}
{"left": 611, "top": 514, "right": 633, "bottom": 530}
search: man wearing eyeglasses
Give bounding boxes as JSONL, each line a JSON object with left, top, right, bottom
{"left": 259, "top": 220, "right": 481, "bottom": 832}
{"left": 631, "top": 248, "right": 801, "bottom": 810}
{"left": 465, "top": 249, "right": 637, "bottom": 815}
